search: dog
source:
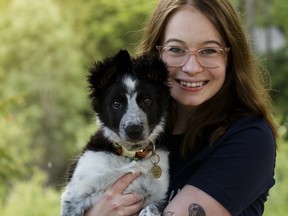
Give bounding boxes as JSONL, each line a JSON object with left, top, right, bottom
{"left": 61, "top": 50, "right": 170, "bottom": 216}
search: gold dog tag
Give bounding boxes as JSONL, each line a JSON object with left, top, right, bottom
{"left": 151, "top": 165, "right": 162, "bottom": 179}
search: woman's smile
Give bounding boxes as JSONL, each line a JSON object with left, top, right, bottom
{"left": 178, "top": 80, "right": 208, "bottom": 88}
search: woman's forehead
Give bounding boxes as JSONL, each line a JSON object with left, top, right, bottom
{"left": 162, "top": 8, "right": 225, "bottom": 47}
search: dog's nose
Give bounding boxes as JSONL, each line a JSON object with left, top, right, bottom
{"left": 125, "top": 124, "right": 143, "bottom": 140}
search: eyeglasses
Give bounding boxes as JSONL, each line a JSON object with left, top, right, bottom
{"left": 156, "top": 46, "right": 230, "bottom": 68}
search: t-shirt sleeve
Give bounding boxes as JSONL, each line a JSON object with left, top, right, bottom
{"left": 187, "top": 117, "right": 276, "bottom": 215}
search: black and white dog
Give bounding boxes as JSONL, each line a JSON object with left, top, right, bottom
{"left": 61, "top": 50, "right": 170, "bottom": 216}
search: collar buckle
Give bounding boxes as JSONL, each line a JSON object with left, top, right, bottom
{"left": 112, "top": 142, "right": 154, "bottom": 160}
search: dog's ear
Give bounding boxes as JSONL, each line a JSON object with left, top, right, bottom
{"left": 134, "top": 53, "right": 169, "bottom": 83}
{"left": 147, "top": 55, "right": 169, "bottom": 83}
{"left": 88, "top": 49, "right": 132, "bottom": 91}
{"left": 88, "top": 50, "right": 132, "bottom": 113}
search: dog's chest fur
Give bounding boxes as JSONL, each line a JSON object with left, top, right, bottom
{"left": 65, "top": 148, "right": 169, "bottom": 206}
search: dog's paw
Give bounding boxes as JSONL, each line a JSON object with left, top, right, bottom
{"left": 129, "top": 161, "right": 147, "bottom": 175}
{"left": 139, "top": 204, "right": 161, "bottom": 216}
{"left": 130, "top": 169, "right": 142, "bottom": 175}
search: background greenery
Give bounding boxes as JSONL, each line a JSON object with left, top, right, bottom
{"left": 0, "top": 0, "right": 287, "bottom": 215}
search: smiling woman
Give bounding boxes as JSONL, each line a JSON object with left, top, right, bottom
{"left": 85, "top": 0, "right": 278, "bottom": 216}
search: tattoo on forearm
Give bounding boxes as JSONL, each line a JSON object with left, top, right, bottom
{"left": 188, "top": 203, "right": 206, "bottom": 216}
{"left": 163, "top": 203, "right": 206, "bottom": 216}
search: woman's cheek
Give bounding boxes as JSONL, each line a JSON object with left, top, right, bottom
{"left": 167, "top": 69, "right": 177, "bottom": 88}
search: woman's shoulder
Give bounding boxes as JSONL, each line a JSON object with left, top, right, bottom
{"left": 225, "top": 116, "right": 274, "bottom": 138}
{"left": 217, "top": 115, "right": 276, "bottom": 152}
{"left": 187, "top": 116, "right": 276, "bottom": 216}
{"left": 231, "top": 115, "right": 270, "bottom": 126}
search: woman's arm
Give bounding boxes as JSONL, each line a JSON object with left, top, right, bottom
{"left": 85, "top": 173, "right": 144, "bottom": 216}
{"left": 163, "top": 185, "right": 231, "bottom": 216}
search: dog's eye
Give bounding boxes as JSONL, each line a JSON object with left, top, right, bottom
{"left": 141, "top": 97, "right": 152, "bottom": 107}
{"left": 112, "top": 101, "right": 122, "bottom": 110}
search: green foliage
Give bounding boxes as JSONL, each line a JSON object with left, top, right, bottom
{"left": 271, "top": 0, "right": 288, "bottom": 37}
{"left": 0, "top": 86, "right": 36, "bottom": 198}
{"left": 58, "top": 0, "right": 157, "bottom": 61}
{"left": 0, "top": 169, "right": 60, "bottom": 216}
{"left": 264, "top": 139, "right": 288, "bottom": 216}
{"left": 0, "top": 0, "right": 91, "bottom": 186}
{"left": 265, "top": 47, "right": 288, "bottom": 138}
{"left": 0, "top": 0, "right": 158, "bottom": 187}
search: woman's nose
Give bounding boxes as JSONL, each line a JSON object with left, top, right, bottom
{"left": 181, "top": 55, "right": 203, "bottom": 74}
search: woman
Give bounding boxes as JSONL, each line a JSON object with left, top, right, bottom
{"left": 86, "top": 0, "right": 278, "bottom": 215}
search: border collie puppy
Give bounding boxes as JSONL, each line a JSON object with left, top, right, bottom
{"left": 61, "top": 50, "right": 170, "bottom": 216}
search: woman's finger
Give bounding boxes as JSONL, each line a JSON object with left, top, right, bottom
{"left": 122, "top": 192, "right": 144, "bottom": 205}
{"left": 111, "top": 172, "right": 141, "bottom": 193}
{"left": 122, "top": 198, "right": 143, "bottom": 215}
{"left": 84, "top": 173, "right": 143, "bottom": 216}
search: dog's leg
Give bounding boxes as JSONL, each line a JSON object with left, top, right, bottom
{"left": 61, "top": 188, "right": 102, "bottom": 216}
{"left": 61, "top": 196, "right": 86, "bottom": 216}
{"left": 139, "top": 203, "right": 162, "bottom": 216}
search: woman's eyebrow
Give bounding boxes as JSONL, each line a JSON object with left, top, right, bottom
{"left": 164, "top": 39, "right": 224, "bottom": 47}
{"left": 202, "top": 40, "right": 223, "bottom": 47}
{"left": 163, "top": 38, "right": 185, "bottom": 45}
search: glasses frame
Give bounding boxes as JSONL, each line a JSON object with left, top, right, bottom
{"left": 156, "top": 45, "right": 230, "bottom": 68}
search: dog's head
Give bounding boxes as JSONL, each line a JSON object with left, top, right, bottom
{"left": 88, "top": 50, "right": 170, "bottom": 150}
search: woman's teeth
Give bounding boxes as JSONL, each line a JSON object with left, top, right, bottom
{"left": 180, "top": 81, "right": 205, "bottom": 88}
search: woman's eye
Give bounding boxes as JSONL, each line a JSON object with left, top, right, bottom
{"left": 112, "top": 101, "right": 121, "bottom": 110}
{"left": 168, "top": 47, "right": 186, "bottom": 55}
{"left": 199, "top": 48, "right": 219, "bottom": 56}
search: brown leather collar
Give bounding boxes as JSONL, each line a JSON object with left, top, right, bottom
{"left": 112, "top": 142, "right": 155, "bottom": 160}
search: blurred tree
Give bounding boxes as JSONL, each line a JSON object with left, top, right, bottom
{"left": 57, "top": 0, "right": 157, "bottom": 62}
{"left": 0, "top": 0, "right": 91, "bottom": 186}
{"left": 271, "top": 0, "right": 288, "bottom": 37}
{"left": 0, "top": 169, "right": 60, "bottom": 216}
{"left": 0, "top": 95, "right": 33, "bottom": 198}
{"left": 0, "top": 0, "right": 157, "bottom": 188}
{"left": 265, "top": 47, "right": 288, "bottom": 138}
{"left": 264, "top": 138, "right": 288, "bottom": 216}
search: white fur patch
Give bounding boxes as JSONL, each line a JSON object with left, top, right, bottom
{"left": 61, "top": 150, "right": 169, "bottom": 216}
{"left": 123, "top": 75, "right": 136, "bottom": 94}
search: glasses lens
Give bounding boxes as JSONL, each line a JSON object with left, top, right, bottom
{"left": 160, "top": 47, "right": 188, "bottom": 67}
{"left": 161, "top": 52, "right": 187, "bottom": 67}
{"left": 197, "top": 48, "right": 224, "bottom": 68}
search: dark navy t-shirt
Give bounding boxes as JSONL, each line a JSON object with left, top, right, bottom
{"left": 166, "top": 116, "right": 276, "bottom": 216}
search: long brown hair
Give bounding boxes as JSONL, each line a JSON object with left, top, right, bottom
{"left": 137, "top": 0, "right": 278, "bottom": 157}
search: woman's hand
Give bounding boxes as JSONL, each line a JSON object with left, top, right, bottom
{"left": 85, "top": 172, "right": 144, "bottom": 216}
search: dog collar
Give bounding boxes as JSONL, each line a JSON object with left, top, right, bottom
{"left": 112, "top": 142, "right": 155, "bottom": 160}
{"left": 112, "top": 142, "right": 163, "bottom": 178}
